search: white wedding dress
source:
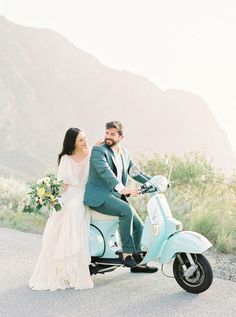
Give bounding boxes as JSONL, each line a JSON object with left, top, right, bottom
{"left": 29, "top": 153, "right": 94, "bottom": 291}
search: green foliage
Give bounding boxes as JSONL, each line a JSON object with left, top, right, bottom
{"left": 138, "top": 151, "right": 223, "bottom": 186}
{"left": 0, "top": 176, "right": 48, "bottom": 232}
{"left": 135, "top": 152, "right": 236, "bottom": 254}
{"left": 0, "top": 152, "right": 235, "bottom": 254}
{"left": 0, "top": 176, "right": 30, "bottom": 212}
{"left": 0, "top": 210, "right": 47, "bottom": 233}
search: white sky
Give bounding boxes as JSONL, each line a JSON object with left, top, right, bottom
{"left": 1, "top": 0, "right": 236, "bottom": 153}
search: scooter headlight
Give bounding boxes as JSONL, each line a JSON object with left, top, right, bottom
{"left": 149, "top": 175, "right": 168, "bottom": 192}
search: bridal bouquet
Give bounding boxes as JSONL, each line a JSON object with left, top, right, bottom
{"left": 29, "top": 174, "right": 64, "bottom": 212}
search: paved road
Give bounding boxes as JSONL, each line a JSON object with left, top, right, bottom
{"left": 0, "top": 227, "right": 236, "bottom": 317}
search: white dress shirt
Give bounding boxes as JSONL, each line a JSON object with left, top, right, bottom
{"left": 112, "top": 147, "right": 125, "bottom": 194}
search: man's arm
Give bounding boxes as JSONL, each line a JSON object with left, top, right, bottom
{"left": 91, "top": 146, "right": 138, "bottom": 196}
{"left": 128, "top": 156, "right": 151, "bottom": 184}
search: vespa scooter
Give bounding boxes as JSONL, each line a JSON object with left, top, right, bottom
{"left": 89, "top": 164, "right": 213, "bottom": 294}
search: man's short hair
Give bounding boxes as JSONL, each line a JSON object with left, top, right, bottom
{"left": 106, "top": 121, "right": 124, "bottom": 136}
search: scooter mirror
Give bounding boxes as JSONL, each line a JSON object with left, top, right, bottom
{"left": 129, "top": 165, "right": 140, "bottom": 177}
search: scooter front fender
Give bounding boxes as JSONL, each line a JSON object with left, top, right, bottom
{"left": 160, "top": 231, "right": 212, "bottom": 264}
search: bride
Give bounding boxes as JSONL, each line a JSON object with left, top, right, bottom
{"left": 29, "top": 127, "right": 94, "bottom": 291}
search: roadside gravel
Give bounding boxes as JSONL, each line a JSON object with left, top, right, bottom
{"left": 205, "top": 249, "right": 236, "bottom": 282}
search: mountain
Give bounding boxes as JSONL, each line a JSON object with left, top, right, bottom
{"left": 0, "top": 16, "right": 235, "bottom": 180}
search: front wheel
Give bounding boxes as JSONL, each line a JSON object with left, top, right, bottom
{"left": 173, "top": 253, "right": 213, "bottom": 293}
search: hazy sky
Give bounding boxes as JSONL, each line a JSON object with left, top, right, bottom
{"left": 1, "top": 0, "right": 236, "bottom": 153}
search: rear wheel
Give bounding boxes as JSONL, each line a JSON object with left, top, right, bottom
{"left": 173, "top": 253, "right": 213, "bottom": 293}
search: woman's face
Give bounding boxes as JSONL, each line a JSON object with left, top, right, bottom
{"left": 75, "top": 131, "right": 89, "bottom": 150}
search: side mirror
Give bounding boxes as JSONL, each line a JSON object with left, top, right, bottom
{"left": 129, "top": 165, "right": 140, "bottom": 177}
{"left": 164, "top": 157, "right": 172, "bottom": 182}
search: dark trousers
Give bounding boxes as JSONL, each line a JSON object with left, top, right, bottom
{"left": 91, "top": 194, "right": 144, "bottom": 253}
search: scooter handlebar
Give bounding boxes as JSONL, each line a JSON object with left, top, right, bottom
{"left": 137, "top": 183, "right": 157, "bottom": 195}
{"left": 124, "top": 185, "right": 154, "bottom": 197}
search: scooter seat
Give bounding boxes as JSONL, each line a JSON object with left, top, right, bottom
{"left": 90, "top": 209, "right": 119, "bottom": 221}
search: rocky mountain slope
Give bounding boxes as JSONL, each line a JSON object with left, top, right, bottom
{"left": 0, "top": 16, "right": 235, "bottom": 180}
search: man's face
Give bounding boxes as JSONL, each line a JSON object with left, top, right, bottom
{"left": 104, "top": 128, "right": 123, "bottom": 147}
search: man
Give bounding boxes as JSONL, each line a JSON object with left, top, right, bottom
{"left": 84, "top": 121, "right": 157, "bottom": 273}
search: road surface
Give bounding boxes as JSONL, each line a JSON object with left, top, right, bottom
{"left": 0, "top": 227, "right": 235, "bottom": 317}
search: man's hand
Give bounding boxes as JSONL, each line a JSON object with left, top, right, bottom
{"left": 121, "top": 187, "right": 138, "bottom": 197}
{"left": 95, "top": 139, "right": 104, "bottom": 146}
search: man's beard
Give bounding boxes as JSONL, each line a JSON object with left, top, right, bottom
{"left": 105, "top": 138, "right": 118, "bottom": 147}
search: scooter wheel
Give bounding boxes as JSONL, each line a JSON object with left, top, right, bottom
{"left": 173, "top": 253, "right": 213, "bottom": 294}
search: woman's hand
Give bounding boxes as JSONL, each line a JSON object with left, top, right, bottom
{"left": 60, "top": 184, "right": 68, "bottom": 194}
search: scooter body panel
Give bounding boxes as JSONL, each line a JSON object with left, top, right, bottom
{"left": 89, "top": 192, "right": 212, "bottom": 266}
{"left": 140, "top": 216, "right": 166, "bottom": 264}
{"left": 140, "top": 194, "right": 182, "bottom": 265}
{"left": 89, "top": 219, "right": 121, "bottom": 259}
{"left": 159, "top": 231, "right": 212, "bottom": 264}
{"left": 89, "top": 225, "right": 105, "bottom": 257}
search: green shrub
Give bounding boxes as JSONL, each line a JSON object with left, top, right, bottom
{"left": 136, "top": 152, "right": 236, "bottom": 254}
{"left": 0, "top": 176, "right": 47, "bottom": 233}
{"left": 0, "top": 152, "right": 236, "bottom": 254}
{"left": 0, "top": 209, "right": 47, "bottom": 233}
{"left": 0, "top": 176, "right": 30, "bottom": 212}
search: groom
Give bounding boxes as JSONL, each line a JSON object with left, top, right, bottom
{"left": 84, "top": 121, "right": 157, "bottom": 273}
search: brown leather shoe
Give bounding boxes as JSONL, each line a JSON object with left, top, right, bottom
{"left": 130, "top": 265, "right": 158, "bottom": 273}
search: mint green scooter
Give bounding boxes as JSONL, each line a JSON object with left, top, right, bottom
{"left": 89, "top": 164, "right": 213, "bottom": 294}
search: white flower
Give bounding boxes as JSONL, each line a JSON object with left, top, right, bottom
{"left": 36, "top": 178, "right": 44, "bottom": 185}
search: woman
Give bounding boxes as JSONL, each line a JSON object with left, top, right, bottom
{"left": 29, "top": 127, "right": 94, "bottom": 291}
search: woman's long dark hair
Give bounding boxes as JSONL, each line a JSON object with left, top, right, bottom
{"left": 58, "top": 127, "right": 81, "bottom": 165}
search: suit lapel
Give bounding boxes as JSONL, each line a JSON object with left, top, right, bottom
{"left": 121, "top": 154, "right": 126, "bottom": 184}
{"left": 105, "top": 145, "right": 129, "bottom": 183}
{"left": 106, "top": 146, "right": 118, "bottom": 176}
{"left": 121, "top": 147, "right": 129, "bottom": 184}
